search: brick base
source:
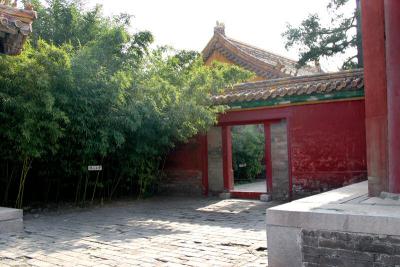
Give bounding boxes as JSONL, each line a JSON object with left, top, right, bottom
{"left": 302, "top": 229, "right": 400, "bottom": 266}
{"left": 160, "top": 170, "right": 203, "bottom": 196}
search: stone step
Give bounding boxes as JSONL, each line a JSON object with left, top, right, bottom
{"left": 219, "top": 192, "right": 231, "bottom": 199}
{"left": 0, "top": 207, "right": 23, "bottom": 233}
{"left": 260, "top": 194, "right": 272, "bottom": 202}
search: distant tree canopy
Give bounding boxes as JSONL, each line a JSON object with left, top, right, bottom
{"left": 282, "top": 0, "right": 362, "bottom": 70}
{"left": 0, "top": 0, "right": 253, "bottom": 208}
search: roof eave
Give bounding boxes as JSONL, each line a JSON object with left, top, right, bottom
{"left": 211, "top": 69, "right": 364, "bottom": 105}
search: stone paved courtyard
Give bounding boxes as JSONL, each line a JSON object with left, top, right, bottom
{"left": 0, "top": 197, "right": 276, "bottom": 266}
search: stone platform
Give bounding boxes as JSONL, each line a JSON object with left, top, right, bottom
{"left": 266, "top": 181, "right": 400, "bottom": 266}
{"left": 0, "top": 207, "right": 23, "bottom": 233}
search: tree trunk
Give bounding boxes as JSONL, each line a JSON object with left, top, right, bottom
{"left": 15, "top": 157, "right": 32, "bottom": 209}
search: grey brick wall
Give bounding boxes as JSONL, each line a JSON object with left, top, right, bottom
{"left": 302, "top": 229, "right": 400, "bottom": 267}
{"left": 207, "top": 127, "right": 224, "bottom": 194}
{"left": 270, "top": 120, "right": 289, "bottom": 200}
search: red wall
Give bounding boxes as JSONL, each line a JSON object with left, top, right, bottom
{"left": 165, "top": 135, "right": 205, "bottom": 171}
{"left": 165, "top": 99, "right": 367, "bottom": 195}
{"left": 290, "top": 101, "right": 367, "bottom": 191}
{"left": 163, "top": 135, "right": 208, "bottom": 195}
{"left": 217, "top": 100, "right": 366, "bottom": 194}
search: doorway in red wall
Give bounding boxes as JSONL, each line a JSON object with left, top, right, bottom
{"left": 230, "top": 124, "right": 267, "bottom": 197}
{"left": 220, "top": 118, "right": 289, "bottom": 200}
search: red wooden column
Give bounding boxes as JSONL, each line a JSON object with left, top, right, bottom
{"left": 361, "top": 0, "right": 389, "bottom": 196}
{"left": 222, "top": 126, "right": 233, "bottom": 191}
{"left": 385, "top": 0, "right": 400, "bottom": 193}
{"left": 264, "top": 122, "right": 273, "bottom": 194}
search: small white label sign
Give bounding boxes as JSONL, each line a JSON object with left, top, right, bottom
{"left": 88, "top": 165, "right": 102, "bottom": 171}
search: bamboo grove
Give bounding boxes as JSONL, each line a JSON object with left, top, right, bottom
{"left": 0, "top": 0, "right": 253, "bottom": 208}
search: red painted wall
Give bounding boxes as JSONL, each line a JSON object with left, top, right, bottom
{"left": 165, "top": 136, "right": 204, "bottom": 171}
{"left": 218, "top": 100, "right": 366, "bottom": 193}
{"left": 290, "top": 101, "right": 367, "bottom": 192}
{"left": 163, "top": 135, "right": 208, "bottom": 195}
{"left": 165, "top": 99, "right": 367, "bottom": 195}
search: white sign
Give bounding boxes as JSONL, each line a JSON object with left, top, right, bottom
{"left": 88, "top": 165, "right": 102, "bottom": 171}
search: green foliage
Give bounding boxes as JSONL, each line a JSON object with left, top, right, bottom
{"left": 31, "top": 0, "right": 102, "bottom": 47}
{"left": 0, "top": 0, "right": 252, "bottom": 207}
{"left": 232, "top": 125, "right": 265, "bottom": 183}
{"left": 282, "top": 0, "right": 362, "bottom": 69}
{"left": 0, "top": 42, "right": 69, "bottom": 207}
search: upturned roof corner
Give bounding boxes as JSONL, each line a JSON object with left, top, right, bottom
{"left": 202, "top": 23, "right": 321, "bottom": 80}
{"left": 0, "top": 1, "right": 37, "bottom": 55}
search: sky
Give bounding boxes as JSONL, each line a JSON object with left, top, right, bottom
{"left": 86, "top": 0, "right": 356, "bottom": 72}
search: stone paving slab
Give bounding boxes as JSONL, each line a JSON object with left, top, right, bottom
{"left": 0, "top": 197, "right": 275, "bottom": 266}
{"left": 0, "top": 207, "right": 23, "bottom": 234}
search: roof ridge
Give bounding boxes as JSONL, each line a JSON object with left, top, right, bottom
{"left": 225, "top": 36, "right": 319, "bottom": 72}
{"left": 217, "top": 33, "right": 286, "bottom": 75}
{"left": 226, "top": 36, "right": 298, "bottom": 64}
{"left": 202, "top": 30, "right": 321, "bottom": 78}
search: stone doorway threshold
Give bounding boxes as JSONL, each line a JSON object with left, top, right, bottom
{"left": 233, "top": 180, "right": 267, "bottom": 192}
{"left": 230, "top": 179, "right": 268, "bottom": 200}
{"left": 216, "top": 180, "right": 271, "bottom": 201}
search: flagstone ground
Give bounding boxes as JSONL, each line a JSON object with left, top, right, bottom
{"left": 0, "top": 197, "right": 276, "bottom": 267}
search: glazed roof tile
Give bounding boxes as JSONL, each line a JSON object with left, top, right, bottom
{"left": 202, "top": 26, "right": 321, "bottom": 79}
{"left": 211, "top": 69, "right": 364, "bottom": 105}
